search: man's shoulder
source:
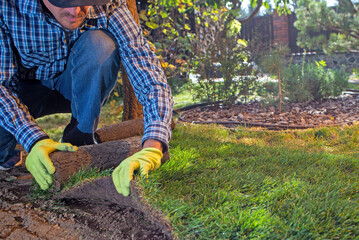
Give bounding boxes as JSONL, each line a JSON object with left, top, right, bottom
{"left": 91, "top": 0, "right": 125, "bottom": 16}
{"left": 105, "top": 0, "right": 126, "bottom": 7}
{"left": 1, "top": 0, "right": 41, "bottom": 15}
{"left": 0, "top": 0, "right": 15, "bottom": 11}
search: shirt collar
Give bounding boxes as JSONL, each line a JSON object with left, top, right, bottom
{"left": 87, "top": 5, "right": 107, "bottom": 19}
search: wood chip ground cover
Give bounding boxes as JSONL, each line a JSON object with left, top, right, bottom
{"left": 180, "top": 95, "right": 359, "bottom": 128}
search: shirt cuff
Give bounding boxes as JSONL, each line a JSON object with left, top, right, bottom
{"left": 15, "top": 123, "right": 49, "bottom": 153}
{"left": 141, "top": 120, "right": 172, "bottom": 152}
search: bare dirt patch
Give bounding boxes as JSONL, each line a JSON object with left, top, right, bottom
{"left": 0, "top": 166, "right": 173, "bottom": 240}
{"left": 1, "top": 119, "right": 174, "bottom": 240}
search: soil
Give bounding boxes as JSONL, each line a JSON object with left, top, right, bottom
{"left": 0, "top": 166, "right": 173, "bottom": 240}
{"left": 178, "top": 95, "right": 359, "bottom": 129}
{"left": 0, "top": 119, "right": 174, "bottom": 240}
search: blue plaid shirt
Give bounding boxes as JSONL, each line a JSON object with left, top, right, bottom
{"left": 0, "top": 0, "right": 173, "bottom": 152}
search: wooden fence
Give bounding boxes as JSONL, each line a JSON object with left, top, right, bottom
{"left": 241, "top": 12, "right": 303, "bottom": 53}
{"left": 287, "top": 13, "right": 302, "bottom": 53}
{"left": 241, "top": 15, "right": 274, "bottom": 48}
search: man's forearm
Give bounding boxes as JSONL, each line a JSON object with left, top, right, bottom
{"left": 0, "top": 85, "right": 49, "bottom": 152}
{"left": 143, "top": 139, "right": 163, "bottom": 152}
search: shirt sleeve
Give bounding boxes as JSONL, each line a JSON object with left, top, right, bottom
{"left": 106, "top": 2, "right": 173, "bottom": 150}
{"left": 0, "top": 18, "right": 49, "bottom": 153}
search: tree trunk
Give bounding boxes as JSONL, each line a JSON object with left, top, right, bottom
{"left": 96, "top": 118, "right": 144, "bottom": 143}
{"left": 96, "top": 117, "right": 176, "bottom": 143}
{"left": 122, "top": 0, "right": 143, "bottom": 121}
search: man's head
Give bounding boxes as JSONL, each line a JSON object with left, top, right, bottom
{"left": 42, "top": 0, "right": 111, "bottom": 30}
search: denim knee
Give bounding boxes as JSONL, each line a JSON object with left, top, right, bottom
{"left": 54, "top": 29, "right": 121, "bottom": 103}
{"left": 72, "top": 30, "right": 120, "bottom": 67}
{"left": 54, "top": 29, "right": 121, "bottom": 133}
{"left": 0, "top": 126, "right": 17, "bottom": 163}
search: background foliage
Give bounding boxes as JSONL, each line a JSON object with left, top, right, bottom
{"left": 295, "top": 0, "right": 359, "bottom": 53}
{"left": 135, "top": 0, "right": 353, "bottom": 108}
{"left": 189, "top": 5, "right": 259, "bottom": 104}
{"left": 139, "top": 0, "right": 292, "bottom": 98}
{"left": 281, "top": 60, "right": 349, "bottom": 103}
{"left": 258, "top": 51, "right": 350, "bottom": 105}
{"left": 139, "top": 0, "right": 195, "bottom": 92}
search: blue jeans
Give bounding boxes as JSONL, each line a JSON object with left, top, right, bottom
{"left": 0, "top": 30, "right": 121, "bottom": 163}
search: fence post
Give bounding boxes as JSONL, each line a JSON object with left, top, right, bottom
{"left": 273, "top": 10, "right": 289, "bottom": 47}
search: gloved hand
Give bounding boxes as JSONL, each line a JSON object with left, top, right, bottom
{"left": 26, "top": 139, "right": 78, "bottom": 190}
{"left": 112, "top": 147, "right": 163, "bottom": 196}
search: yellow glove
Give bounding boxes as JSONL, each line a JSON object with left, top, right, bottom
{"left": 26, "top": 139, "right": 78, "bottom": 190}
{"left": 112, "top": 147, "right": 163, "bottom": 196}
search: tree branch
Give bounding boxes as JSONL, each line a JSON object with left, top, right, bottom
{"left": 239, "top": 0, "right": 263, "bottom": 24}
{"left": 348, "top": 0, "right": 358, "bottom": 14}
{"left": 305, "top": 5, "right": 359, "bottom": 41}
{"left": 326, "top": 26, "right": 359, "bottom": 40}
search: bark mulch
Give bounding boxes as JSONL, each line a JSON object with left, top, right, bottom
{"left": 178, "top": 95, "right": 359, "bottom": 130}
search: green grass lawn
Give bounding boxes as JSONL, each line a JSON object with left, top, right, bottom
{"left": 173, "top": 89, "right": 196, "bottom": 109}
{"left": 37, "top": 95, "right": 358, "bottom": 239}
{"left": 139, "top": 124, "right": 359, "bottom": 239}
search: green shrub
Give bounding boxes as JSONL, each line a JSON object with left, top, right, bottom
{"left": 256, "top": 80, "right": 280, "bottom": 107}
{"left": 140, "top": 0, "right": 196, "bottom": 93}
{"left": 282, "top": 62, "right": 349, "bottom": 103}
{"left": 191, "top": 45, "right": 259, "bottom": 104}
{"left": 190, "top": 10, "right": 259, "bottom": 104}
{"left": 261, "top": 81, "right": 279, "bottom": 96}
{"left": 257, "top": 45, "right": 290, "bottom": 112}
